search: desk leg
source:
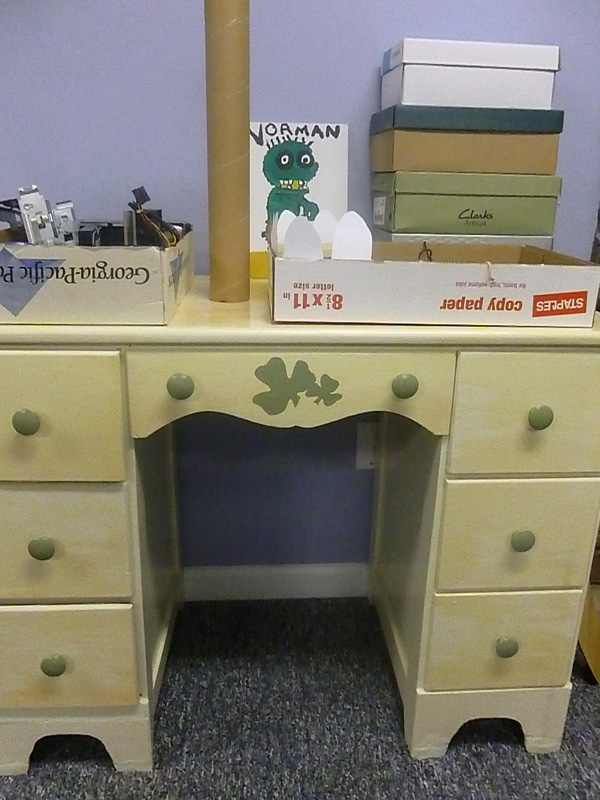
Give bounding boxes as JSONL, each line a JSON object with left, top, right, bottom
{"left": 370, "top": 413, "right": 447, "bottom": 752}
{"left": 0, "top": 706, "right": 154, "bottom": 775}
{"left": 402, "top": 685, "right": 571, "bottom": 759}
{"left": 0, "top": 424, "right": 181, "bottom": 776}
{"left": 129, "top": 425, "right": 183, "bottom": 721}
{"left": 371, "top": 413, "right": 574, "bottom": 758}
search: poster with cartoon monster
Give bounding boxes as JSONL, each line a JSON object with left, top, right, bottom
{"left": 250, "top": 121, "right": 348, "bottom": 273}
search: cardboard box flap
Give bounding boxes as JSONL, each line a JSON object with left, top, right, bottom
{"left": 397, "top": 38, "right": 560, "bottom": 71}
{"left": 370, "top": 106, "right": 565, "bottom": 135}
{"left": 372, "top": 172, "right": 562, "bottom": 198}
{"left": 518, "top": 246, "right": 589, "bottom": 267}
{"left": 372, "top": 240, "right": 516, "bottom": 264}
{"left": 375, "top": 231, "right": 555, "bottom": 248}
{"left": 371, "top": 241, "right": 589, "bottom": 267}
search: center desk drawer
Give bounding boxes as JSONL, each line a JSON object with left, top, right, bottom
{"left": 0, "top": 604, "right": 138, "bottom": 708}
{"left": 0, "top": 351, "right": 125, "bottom": 481}
{"left": 126, "top": 349, "right": 456, "bottom": 437}
{"left": 448, "top": 352, "right": 600, "bottom": 474}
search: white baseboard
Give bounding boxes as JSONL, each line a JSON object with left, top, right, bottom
{"left": 183, "top": 562, "right": 368, "bottom": 601}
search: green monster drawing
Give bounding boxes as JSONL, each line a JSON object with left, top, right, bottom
{"left": 263, "top": 138, "right": 320, "bottom": 221}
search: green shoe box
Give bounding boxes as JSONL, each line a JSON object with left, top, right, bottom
{"left": 370, "top": 106, "right": 563, "bottom": 175}
{"left": 372, "top": 171, "right": 561, "bottom": 236}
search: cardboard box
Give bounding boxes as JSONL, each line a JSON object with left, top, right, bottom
{"left": 0, "top": 229, "right": 18, "bottom": 244}
{"left": 381, "top": 38, "right": 559, "bottom": 110}
{"left": 382, "top": 38, "right": 560, "bottom": 75}
{"left": 372, "top": 172, "right": 561, "bottom": 235}
{"left": 371, "top": 130, "right": 560, "bottom": 175}
{"left": 374, "top": 231, "right": 554, "bottom": 249}
{"left": 269, "top": 242, "right": 600, "bottom": 327}
{"left": 0, "top": 230, "right": 194, "bottom": 325}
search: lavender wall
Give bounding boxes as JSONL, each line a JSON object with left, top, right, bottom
{"left": 2, "top": 1, "right": 600, "bottom": 566}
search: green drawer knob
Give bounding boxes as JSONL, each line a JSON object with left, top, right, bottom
{"left": 496, "top": 637, "right": 519, "bottom": 659}
{"left": 12, "top": 408, "right": 41, "bottom": 436}
{"left": 28, "top": 537, "right": 56, "bottom": 561}
{"left": 511, "top": 530, "right": 536, "bottom": 553}
{"left": 528, "top": 405, "right": 554, "bottom": 431}
{"left": 40, "top": 655, "right": 66, "bottom": 677}
{"left": 392, "top": 373, "right": 419, "bottom": 399}
{"left": 166, "top": 373, "right": 195, "bottom": 400}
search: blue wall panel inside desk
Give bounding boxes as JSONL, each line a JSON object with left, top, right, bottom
{"left": 175, "top": 414, "right": 375, "bottom": 567}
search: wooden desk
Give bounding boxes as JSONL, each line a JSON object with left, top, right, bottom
{"left": 1, "top": 277, "right": 600, "bottom": 773}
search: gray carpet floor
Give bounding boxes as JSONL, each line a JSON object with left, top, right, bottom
{"left": 0, "top": 598, "right": 599, "bottom": 800}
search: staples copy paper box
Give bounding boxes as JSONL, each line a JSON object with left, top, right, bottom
{"left": 0, "top": 230, "right": 194, "bottom": 325}
{"left": 270, "top": 239, "right": 600, "bottom": 327}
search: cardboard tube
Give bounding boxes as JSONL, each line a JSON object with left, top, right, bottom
{"left": 204, "top": 0, "right": 250, "bottom": 302}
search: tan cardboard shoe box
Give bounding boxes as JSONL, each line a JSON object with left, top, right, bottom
{"left": 371, "top": 129, "right": 560, "bottom": 174}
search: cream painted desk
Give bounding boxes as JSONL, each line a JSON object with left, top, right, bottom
{"left": 1, "top": 277, "right": 600, "bottom": 774}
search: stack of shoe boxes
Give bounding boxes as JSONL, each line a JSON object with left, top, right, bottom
{"left": 371, "top": 38, "right": 562, "bottom": 247}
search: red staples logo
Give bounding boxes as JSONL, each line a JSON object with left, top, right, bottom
{"left": 532, "top": 290, "right": 588, "bottom": 317}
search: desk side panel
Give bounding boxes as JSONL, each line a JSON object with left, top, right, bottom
{"left": 130, "top": 427, "right": 182, "bottom": 712}
{"left": 370, "top": 414, "right": 447, "bottom": 699}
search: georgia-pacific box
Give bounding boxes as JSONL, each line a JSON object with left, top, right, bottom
{"left": 0, "top": 230, "right": 193, "bottom": 325}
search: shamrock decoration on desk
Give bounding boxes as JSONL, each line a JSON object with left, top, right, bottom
{"left": 252, "top": 357, "right": 342, "bottom": 416}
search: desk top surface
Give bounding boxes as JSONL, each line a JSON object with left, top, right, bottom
{"left": 2, "top": 276, "right": 600, "bottom": 349}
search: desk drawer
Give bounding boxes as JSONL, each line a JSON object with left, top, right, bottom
{"left": 437, "top": 478, "right": 600, "bottom": 592}
{"left": 448, "top": 352, "right": 600, "bottom": 474}
{"left": 0, "top": 484, "right": 132, "bottom": 602}
{"left": 0, "top": 351, "right": 125, "bottom": 481}
{"left": 126, "top": 349, "right": 456, "bottom": 437}
{"left": 424, "top": 590, "right": 582, "bottom": 691}
{"left": 0, "top": 604, "right": 138, "bottom": 708}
